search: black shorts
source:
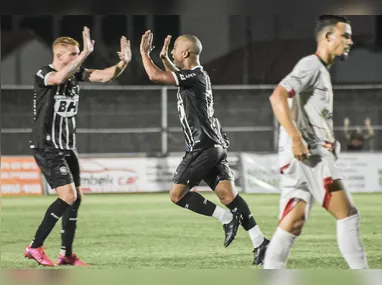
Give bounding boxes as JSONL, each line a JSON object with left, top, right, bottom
{"left": 172, "top": 146, "right": 235, "bottom": 190}
{"left": 33, "top": 148, "right": 81, "bottom": 189}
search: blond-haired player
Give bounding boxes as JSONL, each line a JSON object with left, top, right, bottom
{"left": 25, "top": 27, "right": 131, "bottom": 267}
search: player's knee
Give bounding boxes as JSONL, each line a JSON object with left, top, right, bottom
{"left": 215, "top": 181, "right": 236, "bottom": 205}
{"left": 169, "top": 189, "right": 182, "bottom": 204}
{"left": 59, "top": 188, "right": 77, "bottom": 205}
{"left": 169, "top": 184, "right": 189, "bottom": 204}
{"left": 217, "top": 193, "right": 235, "bottom": 205}
{"left": 65, "top": 193, "right": 77, "bottom": 205}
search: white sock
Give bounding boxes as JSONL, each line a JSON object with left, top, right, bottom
{"left": 248, "top": 225, "right": 265, "bottom": 248}
{"left": 263, "top": 227, "right": 297, "bottom": 269}
{"left": 337, "top": 213, "right": 368, "bottom": 269}
{"left": 212, "top": 206, "right": 233, "bottom": 224}
{"left": 60, "top": 248, "right": 66, "bottom": 256}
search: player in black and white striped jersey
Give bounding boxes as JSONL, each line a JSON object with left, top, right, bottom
{"left": 25, "top": 26, "right": 132, "bottom": 267}
{"left": 140, "top": 30, "right": 270, "bottom": 265}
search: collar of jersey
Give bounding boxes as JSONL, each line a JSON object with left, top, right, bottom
{"left": 191, "top": 65, "right": 203, "bottom": 70}
{"left": 313, "top": 54, "right": 329, "bottom": 69}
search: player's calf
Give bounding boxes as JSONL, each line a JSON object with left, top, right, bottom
{"left": 27, "top": 183, "right": 76, "bottom": 252}
{"left": 170, "top": 183, "right": 242, "bottom": 247}
{"left": 325, "top": 185, "right": 357, "bottom": 219}
{"left": 264, "top": 199, "right": 306, "bottom": 269}
{"left": 216, "top": 182, "right": 269, "bottom": 262}
{"left": 279, "top": 214, "right": 305, "bottom": 237}
{"left": 326, "top": 189, "right": 368, "bottom": 269}
{"left": 336, "top": 211, "right": 368, "bottom": 269}
{"left": 61, "top": 196, "right": 81, "bottom": 258}
{"left": 170, "top": 183, "right": 223, "bottom": 218}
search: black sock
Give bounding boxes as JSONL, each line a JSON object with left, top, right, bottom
{"left": 31, "top": 198, "right": 70, "bottom": 248}
{"left": 61, "top": 198, "right": 81, "bottom": 257}
{"left": 226, "top": 195, "right": 257, "bottom": 231}
{"left": 175, "top": 192, "right": 216, "bottom": 217}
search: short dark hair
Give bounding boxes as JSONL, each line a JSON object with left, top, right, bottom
{"left": 314, "top": 15, "right": 350, "bottom": 41}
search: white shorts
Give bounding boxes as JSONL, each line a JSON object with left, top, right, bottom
{"left": 278, "top": 152, "right": 346, "bottom": 221}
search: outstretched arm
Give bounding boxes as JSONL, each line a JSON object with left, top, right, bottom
{"left": 45, "top": 27, "right": 93, "bottom": 85}
{"left": 140, "top": 30, "right": 176, "bottom": 85}
{"left": 83, "top": 36, "right": 131, "bottom": 83}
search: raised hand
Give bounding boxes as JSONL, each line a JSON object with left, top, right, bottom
{"left": 82, "top": 26, "right": 95, "bottom": 55}
{"left": 118, "top": 36, "right": 132, "bottom": 64}
{"left": 140, "top": 30, "right": 154, "bottom": 55}
{"left": 160, "top": 35, "right": 172, "bottom": 59}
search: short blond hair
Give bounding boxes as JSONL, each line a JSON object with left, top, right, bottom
{"left": 52, "top": 37, "right": 79, "bottom": 50}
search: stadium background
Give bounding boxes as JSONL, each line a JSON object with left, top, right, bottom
{"left": 1, "top": 14, "right": 381, "bottom": 270}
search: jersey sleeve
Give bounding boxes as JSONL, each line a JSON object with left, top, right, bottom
{"left": 74, "top": 66, "right": 86, "bottom": 82}
{"left": 171, "top": 69, "right": 199, "bottom": 87}
{"left": 279, "top": 59, "right": 320, "bottom": 97}
{"left": 35, "top": 66, "right": 55, "bottom": 87}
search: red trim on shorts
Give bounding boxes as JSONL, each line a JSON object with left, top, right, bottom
{"left": 280, "top": 163, "right": 290, "bottom": 174}
{"left": 323, "top": 177, "right": 334, "bottom": 210}
{"left": 279, "top": 198, "right": 296, "bottom": 223}
{"left": 288, "top": 89, "right": 296, "bottom": 98}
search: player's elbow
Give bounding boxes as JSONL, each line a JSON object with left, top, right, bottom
{"left": 269, "top": 93, "right": 275, "bottom": 102}
{"left": 148, "top": 74, "right": 160, "bottom": 83}
{"left": 87, "top": 73, "right": 111, "bottom": 83}
{"left": 269, "top": 91, "right": 280, "bottom": 106}
{"left": 270, "top": 86, "right": 288, "bottom": 105}
{"left": 148, "top": 73, "right": 166, "bottom": 84}
{"left": 49, "top": 77, "right": 65, "bottom": 86}
{"left": 45, "top": 73, "right": 65, "bottom": 85}
{"left": 146, "top": 69, "right": 157, "bottom": 81}
{"left": 93, "top": 70, "right": 115, "bottom": 83}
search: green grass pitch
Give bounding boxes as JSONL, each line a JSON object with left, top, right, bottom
{"left": 1, "top": 193, "right": 381, "bottom": 269}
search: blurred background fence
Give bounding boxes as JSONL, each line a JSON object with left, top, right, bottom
{"left": 2, "top": 84, "right": 381, "bottom": 156}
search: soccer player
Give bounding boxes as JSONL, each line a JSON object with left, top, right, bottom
{"left": 25, "top": 26, "right": 132, "bottom": 266}
{"left": 263, "top": 15, "right": 368, "bottom": 269}
{"left": 140, "top": 30, "right": 269, "bottom": 265}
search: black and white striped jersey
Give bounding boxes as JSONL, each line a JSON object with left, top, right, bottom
{"left": 171, "top": 66, "right": 229, "bottom": 152}
{"left": 30, "top": 64, "right": 85, "bottom": 150}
